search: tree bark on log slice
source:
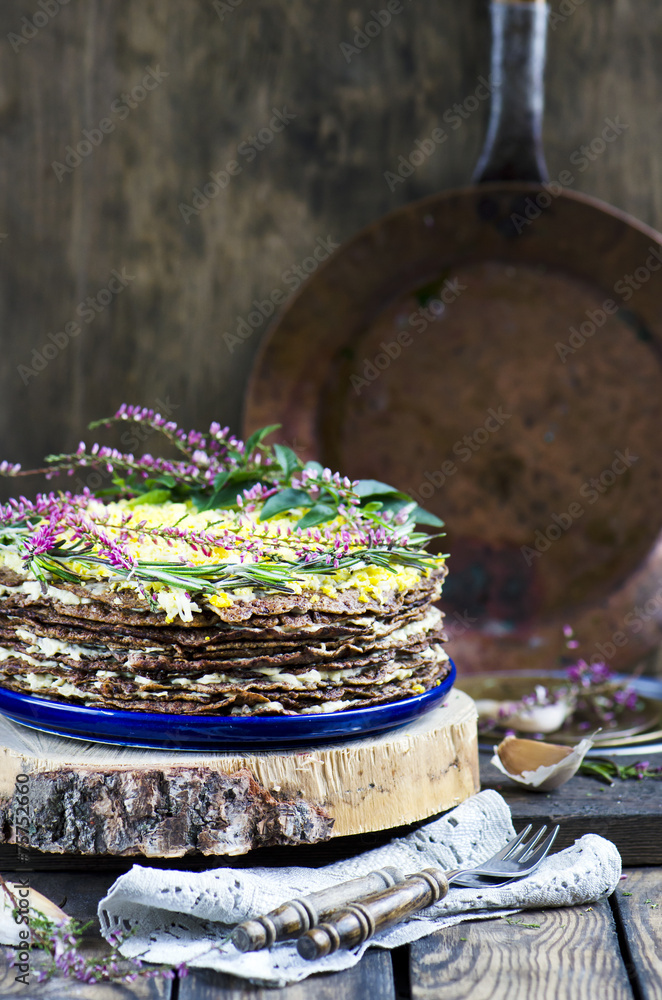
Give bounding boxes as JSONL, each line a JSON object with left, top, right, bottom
{"left": 0, "top": 691, "right": 478, "bottom": 858}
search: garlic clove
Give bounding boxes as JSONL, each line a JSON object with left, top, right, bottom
{"left": 491, "top": 734, "right": 595, "bottom": 791}
{"left": 474, "top": 698, "right": 505, "bottom": 719}
{"left": 503, "top": 699, "right": 574, "bottom": 734}
{"left": 476, "top": 688, "right": 576, "bottom": 735}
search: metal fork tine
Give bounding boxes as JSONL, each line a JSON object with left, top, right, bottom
{"left": 519, "top": 825, "right": 560, "bottom": 868}
{"left": 496, "top": 824, "right": 533, "bottom": 862}
{"left": 514, "top": 825, "right": 548, "bottom": 862}
{"left": 448, "top": 823, "right": 555, "bottom": 889}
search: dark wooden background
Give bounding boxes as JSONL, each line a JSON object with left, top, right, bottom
{"left": 0, "top": 0, "right": 661, "bottom": 490}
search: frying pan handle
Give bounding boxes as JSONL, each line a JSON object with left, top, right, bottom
{"left": 472, "top": 0, "right": 549, "bottom": 183}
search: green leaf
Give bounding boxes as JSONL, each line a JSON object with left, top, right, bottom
{"left": 195, "top": 468, "right": 274, "bottom": 512}
{"left": 412, "top": 506, "right": 445, "bottom": 528}
{"left": 274, "top": 444, "right": 300, "bottom": 479}
{"left": 196, "top": 477, "right": 263, "bottom": 512}
{"left": 236, "top": 469, "right": 272, "bottom": 484}
{"left": 152, "top": 474, "right": 177, "bottom": 489}
{"left": 354, "top": 479, "right": 406, "bottom": 498}
{"left": 359, "top": 496, "right": 443, "bottom": 528}
{"left": 578, "top": 760, "right": 617, "bottom": 785}
{"left": 125, "top": 489, "right": 171, "bottom": 507}
{"left": 244, "top": 424, "right": 281, "bottom": 456}
{"left": 296, "top": 503, "right": 337, "bottom": 529}
{"left": 361, "top": 501, "right": 386, "bottom": 514}
{"left": 93, "top": 487, "right": 124, "bottom": 498}
{"left": 304, "top": 460, "right": 324, "bottom": 475}
{"left": 223, "top": 446, "right": 243, "bottom": 464}
{"left": 213, "top": 471, "right": 230, "bottom": 490}
{"left": 259, "top": 488, "right": 311, "bottom": 521}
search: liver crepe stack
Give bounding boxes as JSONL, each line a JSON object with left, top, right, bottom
{"left": 0, "top": 413, "right": 450, "bottom": 717}
{"left": 0, "top": 505, "right": 449, "bottom": 715}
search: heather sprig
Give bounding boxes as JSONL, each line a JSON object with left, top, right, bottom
{"left": 0, "top": 406, "right": 446, "bottom": 598}
{"left": 1, "top": 405, "right": 441, "bottom": 532}
{"left": 16, "top": 520, "right": 440, "bottom": 598}
{"left": 18, "top": 915, "right": 187, "bottom": 985}
{"left": 0, "top": 882, "right": 187, "bottom": 985}
{"left": 478, "top": 625, "right": 642, "bottom": 738}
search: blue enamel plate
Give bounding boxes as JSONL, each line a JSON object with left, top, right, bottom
{"left": 0, "top": 659, "right": 456, "bottom": 750}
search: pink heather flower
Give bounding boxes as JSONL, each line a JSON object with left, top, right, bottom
{"left": 591, "top": 662, "right": 612, "bottom": 683}
{"left": 21, "top": 521, "right": 59, "bottom": 559}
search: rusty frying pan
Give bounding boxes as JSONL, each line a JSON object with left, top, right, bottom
{"left": 243, "top": 0, "right": 662, "bottom": 675}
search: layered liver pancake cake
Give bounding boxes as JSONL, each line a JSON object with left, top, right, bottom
{"left": 0, "top": 406, "right": 450, "bottom": 716}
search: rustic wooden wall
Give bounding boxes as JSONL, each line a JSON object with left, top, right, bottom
{"left": 0, "top": 0, "right": 661, "bottom": 492}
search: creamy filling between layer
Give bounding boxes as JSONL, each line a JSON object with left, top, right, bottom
{"left": 0, "top": 644, "right": 448, "bottom": 702}
{"left": 1, "top": 606, "right": 442, "bottom": 670}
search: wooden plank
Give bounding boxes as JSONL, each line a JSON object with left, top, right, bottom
{"left": 179, "top": 949, "right": 395, "bottom": 1000}
{"left": 479, "top": 751, "right": 662, "bottom": 865}
{"left": 0, "top": 746, "right": 657, "bottom": 870}
{"left": 409, "top": 899, "right": 633, "bottom": 1000}
{"left": 1, "top": 747, "right": 658, "bottom": 871}
{"left": 0, "top": 871, "right": 395, "bottom": 999}
{"left": 611, "top": 868, "right": 662, "bottom": 1000}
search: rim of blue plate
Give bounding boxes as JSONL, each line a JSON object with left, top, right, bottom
{"left": 0, "top": 659, "right": 456, "bottom": 750}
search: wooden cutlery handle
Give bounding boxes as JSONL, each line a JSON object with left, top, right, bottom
{"left": 232, "top": 866, "right": 405, "bottom": 952}
{"left": 297, "top": 868, "right": 449, "bottom": 960}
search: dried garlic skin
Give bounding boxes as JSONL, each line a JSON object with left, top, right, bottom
{"left": 491, "top": 734, "right": 595, "bottom": 792}
{"left": 0, "top": 883, "right": 69, "bottom": 946}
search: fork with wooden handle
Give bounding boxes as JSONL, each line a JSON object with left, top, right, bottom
{"left": 231, "top": 866, "right": 405, "bottom": 952}
{"left": 297, "top": 823, "right": 559, "bottom": 960}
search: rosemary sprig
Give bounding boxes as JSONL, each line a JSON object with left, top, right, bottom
{"left": 26, "top": 543, "right": 443, "bottom": 596}
{"left": 579, "top": 758, "right": 662, "bottom": 785}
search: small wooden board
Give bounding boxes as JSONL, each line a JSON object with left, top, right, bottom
{"left": 0, "top": 690, "right": 478, "bottom": 858}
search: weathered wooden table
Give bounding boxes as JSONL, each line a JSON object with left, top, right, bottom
{"left": 1, "top": 751, "right": 661, "bottom": 999}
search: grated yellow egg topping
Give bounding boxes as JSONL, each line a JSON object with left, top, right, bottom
{"left": 1, "top": 498, "right": 443, "bottom": 623}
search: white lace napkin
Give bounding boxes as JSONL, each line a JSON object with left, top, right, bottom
{"left": 97, "top": 790, "right": 621, "bottom": 987}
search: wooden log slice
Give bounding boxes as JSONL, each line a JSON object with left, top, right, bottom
{"left": 0, "top": 690, "right": 478, "bottom": 858}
